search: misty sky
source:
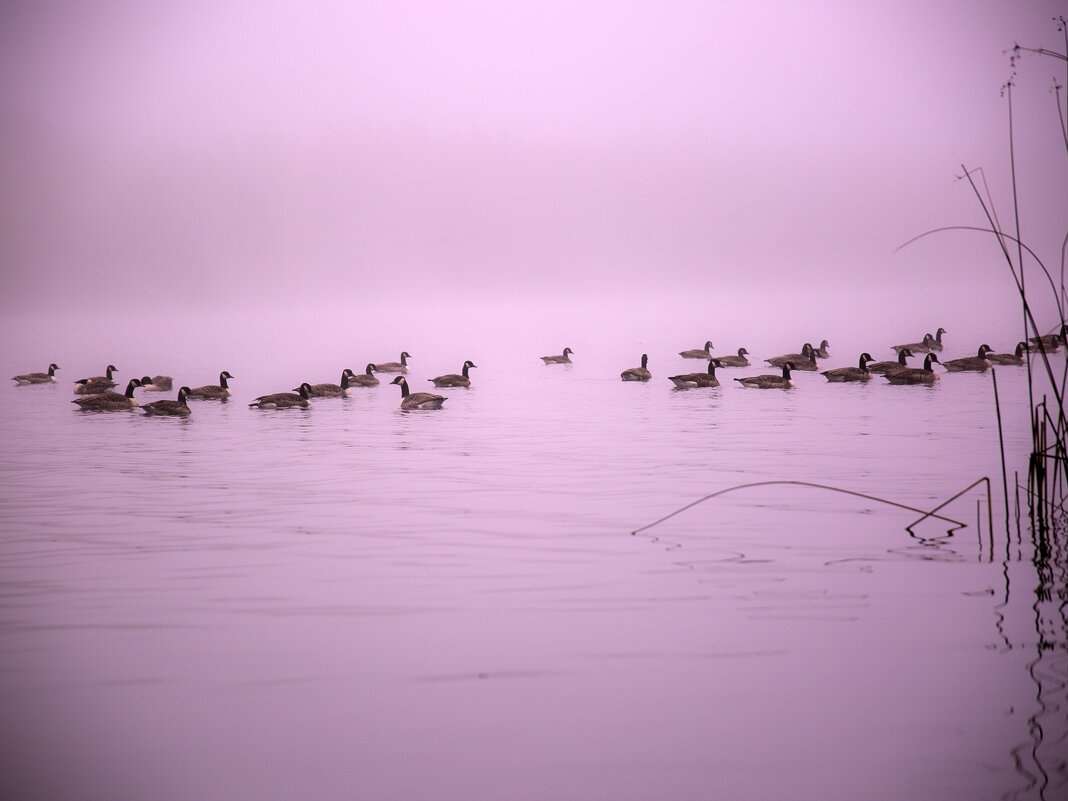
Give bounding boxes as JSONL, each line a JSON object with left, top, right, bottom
{"left": 1, "top": 1, "right": 1065, "bottom": 321}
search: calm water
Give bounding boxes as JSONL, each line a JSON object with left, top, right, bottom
{"left": 1, "top": 307, "right": 1064, "bottom": 801}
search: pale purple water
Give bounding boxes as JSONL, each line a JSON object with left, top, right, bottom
{"left": 0, "top": 306, "right": 1063, "bottom": 801}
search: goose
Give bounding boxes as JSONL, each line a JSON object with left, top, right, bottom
{"left": 375, "top": 352, "right": 412, "bottom": 373}
{"left": 942, "top": 345, "right": 993, "bottom": 372}
{"left": 12, "top": 363, "right": 60, "bottom": 384}
{"left": 734, "top": 362, "right": 795, "bottom": 389}
{"left": 541, "top": 347, "right": 574, "bottom": 364}
{"left": 249, "top": 383, "right": 311, "bottom": 409}
{"left": 821, "top": 352, "right": 874, "bottom": 382}
{"left": 678, "top": 340, "right": 714, "bottom": 359}
{"left": 186, "top": 371, "right": 234, "bottom": 400}
{"left": 927, "top": 327, "right": 948, "bottom": 352}
{"left": 867, "top": 348, "right": 913, "bottom": 375}
{"left": 142, "top": 387, "right": 192, "bottom": 416}
{"left": 71, "top": 378, "right": 142, "bottom": 410}
{"left": 669, "top": 359, "right": 722, "bottom": 388}
{"left": 297, "top": 369, "right": 357, "bottom": 398}
{"left": 74, "top": 364, "right": 119, "bottom": 394}
{"left": 74, "top": 364, "right": 118, "bottom": 386}
{"left": 812, "top": 339, "right": 831, "bottom": 359}
{"left": 391, "top": 376, "right": 446, "bottom": 409}
{"left": 1028, "top": 324, "right": 1066, "bottom": 352}
{"left": 712, "top": 347, "right": 750, "bottom": 367}
{"left": 140, "top": 375, "right": 173, "bottom": 392}
{"left": 986, "top": 342, "right": 1027, "bottom": 366}
{"left": 431, "top": 361, "right": 477, "bottom": 387}
{"left": 885, "top": 353, "right": 940, "bottom": 384}
{"left": 766, "top": 343, "right": 818, "bottom": 371}
{"left": 620, "top": 354, "right": 651, "bottom": 382}
{"left": 348, "top": 363, "right": 380, "bottom": 387}
{"left": 892, "top": 334, "right": 935, "bottom": 354}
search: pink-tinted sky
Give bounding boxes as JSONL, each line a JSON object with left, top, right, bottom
{"left": 1, "top": 1, "right": 1065, "bottom": 324}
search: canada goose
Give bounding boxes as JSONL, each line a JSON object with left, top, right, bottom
{"left": 348, "top": 363, "right": 380, "bottom": 387}
{"left": 821, "top": 353, "right": 874, "bottom": 382}
{"left": 249, "top": 383, "right": 311, "bottom": 409}
{"left": 375, "top": 352, "right": 412, "bottom": 373}
{"left": 431, "top": 361, "right": 477, "bottom": 387}
{"left": 892, "top": 334, "right": 935, "bottom": 354}
{"left": 986, "top": 342, "right": 1027, "bottom": 366}
{"left": 297, "top": 369, "right": 357, "bottom": 398}
{"left": 74, "top": 364, "right": 118, "bottom": 387}
{"left": 142, "top": 387, "right": 192, "bottom": 416}
{"left": 541, "top": 348, "right": 574, "bottom": 364}
{"left": 186, "top": 371, "right": 234, "bottom": 400}
{"left": 391, "top": 376, "right": 446, "bottom": 409}
{"left": 885, "top": 353, "right": 940, "bottom": 384}
{"left": 942, "top": 345, "right": 993, "bottom": 372}
{"left": 669, "top": 359, "right": 722, "bottom": 388}
{"left": 621, "top": 354, "right": 651, "bottom": 382}
{"left": 712, "top": 347, "right": 750, "bottom": 367}
{"left": 12, "top": 363, "right": 59, "bottom": 384}
{"left": 735, "top": 362, "right": 795, "bottom": 389}
{"left": 678, "top": 340, "right": 714, "bottom": 359}
{"left": 867, "top": 349, "right": 913, "bottom": 374}
{"left": 812, "top": 339, "right": 831, "bottom": 359}
{"left": 1028, "top": 324, "right": 1067, "bottom": 352}
{"left": 927, "top": 327, "right": 948, "bottom": 351}
{"left": 71, "top": 378, "right": 142, "bottom": 410}
{"left": 766, "top": 344, "right": 818, "bottom": 371}
{"left": 140, "top": 375, "right": 173, "bottom": 392}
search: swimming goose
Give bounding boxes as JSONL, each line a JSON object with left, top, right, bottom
{"left": 712, "top": 347, "right": 750, "bottom": 367}
{"left": 669, "top": 359, "right": 722, "bottom": 388}
{"left": 541, "top": 348, "right": 574, "bottom": 364}
{"left": 249, "top": 384, "right": 311, "bottom": 409}
{"left": 885, "top": 353, "right": 940, "bottom": 384}
{"left": 186, "top": 371, "right": 234, "bottom": 400}
{"left": 142, "top": 387, "right": 192, "bottom": 416}
{"left": 621, "top": 354, "right": 651, "bottom": 382}
{"left": 74, "top": 365, "right": 119, "bottom": 393}
{"left": 927, "top": 327, "right": 948, "bottom": 351}
{"left": 297, "top": 369, "right": 357, "bottom": 398}
{"left": 375, "top": 352, "right": 412, "bottom": 373}
{"left": 867, "top": 349, "right": 913, "bottom": 374}
{"left": 140, "top": 375, "right": 173, "bottom": 392}
{"left": 986, "top": 342, "right": 1027, "bottom": 366}
{"left": 892, "top": 334, "right": 935, "bottom": 354}
{"left": 942, "top": 345, "right": 993, "bottom": 372}
{"left": 431, "top": 361, "right": 477, "bottom": 387}
{"left": 678, "top": 341, "right": 714, "bottom": 359}
{"left": 734, "top": 362, "right": 796, "bottom": 389}
{"left": 348, "top": 363, "right": 380, "bottom": 387}
{"left": 13, "top": 363, "right": 60, "bottom": 384}
{"left": 821, "top": 353, "right": 874, "bottom": 382}
{"left": 1028, "top": 324, "right": 1066, "bottom": 352}
{"left": 71, "top": 378, "right": 143, "bottom": 410}
{"left": 812, "top": 339, "right": 831, "bottom": 359}
{"left": 766, "top": 344, "right": 818, "bottom": 371}
{"left": 74, "top": 364, "right": 118, "bottom": 385}
{"left": 391, "top": 376, "right": 446, "bottom": 409}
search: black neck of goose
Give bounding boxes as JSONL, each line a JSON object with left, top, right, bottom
{"left": 924, "top": 355, "right": 936, "bottom": 371}
{"left": 106, "top": 366, "right": 116, "bottom": 379}
{"left": 49, "top": 365, "right": 58, "bottom": 376}
{"left": 1015, "top": 342, "right": 1026, "bottom": 356}
{"left": 400, "top": 353, "right": 409, "bottom": 366}
{"left": 641, "top": 355, "right": 648, "bottom": 369}
{"left": 461, "top": 363, "right": 470, "bottom": 377}
{"left": 898, "top": 351, "right": 908, "bottom": 365}
{"left": 781, "top": 364, "right": 791, "bottom": 378}
{"left": 124, "top": 381, "right": 138, "bottom": 398}
{"left": 365, "top": 364, "right": 375, "bottom": 376}
{"left": 398, "top": 379, "right": 409, "bottom": 397}
{"left": 340, "top": 372, "right": 350, "bottom": 389}
{"left": 219, "top": 373, "right": 229, "bottom": 389}
{"left": 706, "top": 360, "right": 717, "bottom": 375}
{"left": 858, "top": 355, "right": 867, "bottom": 369}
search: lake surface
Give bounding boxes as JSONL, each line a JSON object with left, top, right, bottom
{"left": 0, "top": 305, "right": 1064, "bottom": 801}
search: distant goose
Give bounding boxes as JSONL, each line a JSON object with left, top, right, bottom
{"left": 712, "top": 347, "right": 750, "bottom": 367}
{"left": 431, "top": 360, "right": 477, "bottom": 387}
{"left": 1028, "top": 324, "right": 1067, "bottom": 352}
{"left": 71, "top": 378, "right": 142, "bottom": 410}
{"left": 74, "top": 364, "right": 119, "bottom": 394}
{"left": 74, "top": 364, "right": 118, "bottom": 386}
{"left": 892, "top": 334, "right": 935, "bottom": 354}
{"left": 942, "top": 344, "right": 993, "bottom": 372}
{"left": 249, "top": 383, "right": 311, "bottom": 409}
{"left": 349, "top": 363, "right": 380, "bottom": 387}
{"left": 986, "top": 342, "right": 1027, "bottom": 366}
{"left": 885, "top": 353, "right": 940, "bottom": 384}
{"left": 186, "top": 371, "right": 234, "bottom": 400}
{"left": 669, "top": 359, "right": 722, "bottom": 388}
{"left": 867, "top": 348, "right": 913, "bottom": 375}
{"left": 140, "top": 375, "right": 173, "bottom": 392}
{"left": 142, "top": 387, "right": 192, "bottom": 416}
{"left": 298, "top": 369, "right": 357, "bottom": 398}
{"left": 679, "top": 340, "right": 714, "bottom": 359}
{"left": 766, "top": 343, "right": 818, "bottom": 371}
{"left": 375, "top": 352, "right": 412, "bottom": 373}
{"left": 927, "top": 327, "right": 948, "bottom": 352}
{"left": 541, "top": 347, "right": 574, "bottom": 364}
{"left": 735, "top": 362, "right": 795, "bottom": 389}
{"left": 12, "top": 363, "right": 59, "bottom": 384}
{"left": 821, "top": 352, "right": 874, "bottom": 382}
{"left": 811, "top": 339, "right": 831, "bottom": 359}
{"left": 391, "top": 376, "right": 446, "bottom": 409}
{"left": 620, "top": 354, "right": 651, "bottom": 382}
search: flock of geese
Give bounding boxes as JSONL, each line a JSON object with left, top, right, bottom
{"left": 10, "top": 326, "right": 1063, "bottom": 416}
